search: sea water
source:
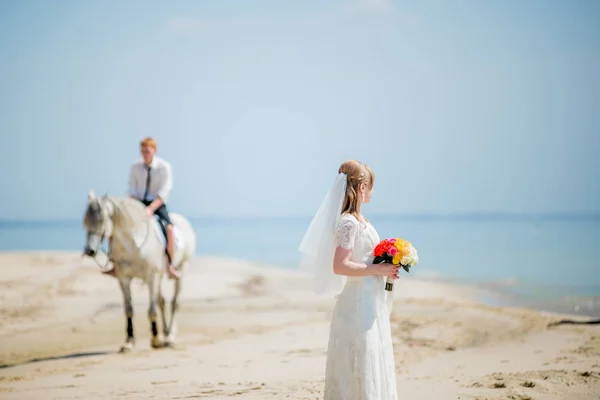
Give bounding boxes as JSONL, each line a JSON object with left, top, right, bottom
{"left": 1, "top": 215, "right": 598, "bottom": 317}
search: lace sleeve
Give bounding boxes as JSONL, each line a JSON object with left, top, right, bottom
{"left": 335, "top": 216, "right": 359, "bottom": 250}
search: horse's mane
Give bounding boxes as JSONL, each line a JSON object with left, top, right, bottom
{"left": 107, "top": 196, "right": 149, "bottom": 231}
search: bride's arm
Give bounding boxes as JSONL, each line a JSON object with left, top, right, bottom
{"left": 332, "top": 216, "right": 398, "bottom": 278}
{"left": 333, "top": 247, "right": 397, "bottom": 278}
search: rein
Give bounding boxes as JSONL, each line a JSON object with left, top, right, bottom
{"left": 90, "top": 238, "right": 112, "bottom": 271}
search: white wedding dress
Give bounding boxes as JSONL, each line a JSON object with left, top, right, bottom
{"left": 324, "top": 213, "right": 398, "bottom": 400}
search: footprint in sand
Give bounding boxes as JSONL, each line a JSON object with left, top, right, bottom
{"left": 151, "top": 380, "right": 178, "bottom": 385}
{"left": 0, "top": 375, "right": 34, "bottom": 383}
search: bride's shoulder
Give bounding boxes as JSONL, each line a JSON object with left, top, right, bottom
{"left": 335, "top": 213, "right": 363, "bottom": 234}
{"left": 338, "top": 213, "right": 359, "bottom": 225}
{"left": 336, "top": 213, "right": 359, "bottom": 230}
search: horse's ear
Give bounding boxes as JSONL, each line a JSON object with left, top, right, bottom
{"left": 88, "top": 191, "right": 96, "bottom": 201}
{"left": 102, "top": 191, "right": 108, "bottom": 199}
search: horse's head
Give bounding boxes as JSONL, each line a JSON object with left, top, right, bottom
{"left": 82, "top": 191, "right": 115, "bottom": 257}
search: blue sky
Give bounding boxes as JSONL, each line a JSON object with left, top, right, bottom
{"left": 0, "top": 0, "right": 599, "bottom": 219}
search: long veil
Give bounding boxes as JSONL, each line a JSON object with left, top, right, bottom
{"left": 298, "top": 173, "right": 347, "bottom": 295}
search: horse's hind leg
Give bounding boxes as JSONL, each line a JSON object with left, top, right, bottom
{"left": 118, "top": 275, "right": 135, "bottom": 353}
{"left": 157, "top": 284, "right": 169, "bottom": 339}
{"left": 165, "top": 272, "right": 182, "bottom": 346}
{"left": 148, "top": 274, "right": 164, "bottom": 349}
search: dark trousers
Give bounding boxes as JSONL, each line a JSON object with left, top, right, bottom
{"left": 141, "top": 200, "right": 172, "bottom": 226}
{"left": 141, "top": 199, "right": 173, "bottom": 263}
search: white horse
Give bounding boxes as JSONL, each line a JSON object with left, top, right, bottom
{"left": 82, "top": 191, "right": 196, "bottom": 352}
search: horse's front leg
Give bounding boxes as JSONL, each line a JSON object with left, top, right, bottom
{"left": 148, "top": 273, "right": 163, "bottom": 349}
{"left": 118, "top": 274, "right": 135, "bottom": 353}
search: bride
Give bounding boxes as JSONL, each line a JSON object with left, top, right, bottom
{"left": 299, "top": 160, "right": 399, "bottom": 400}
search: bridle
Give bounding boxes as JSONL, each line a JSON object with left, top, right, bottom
{"left": 87, "top": 196, "right": 152, "bottom": 271}
{"left": 90, "top": 239, "right": 112, "bottom": 271}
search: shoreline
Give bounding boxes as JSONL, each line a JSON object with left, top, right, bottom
{"left": 1, "top": 249, "right": 598, "bottom": 320}
{"left": 407, "top": 274, "right": 600, "bottom": 320}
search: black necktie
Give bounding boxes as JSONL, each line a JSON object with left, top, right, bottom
{"left": 143, "top": 166, "right": 152, "bottom": 202}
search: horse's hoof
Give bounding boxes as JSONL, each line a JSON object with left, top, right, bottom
{"left": 151, "top": 337, "right": 164, "bottom": 349}
{"left": 119, "top": 343, "right": 133, "bottom": 353}
{"left": 164, "top": 334, "right": 176, "bottom": 347}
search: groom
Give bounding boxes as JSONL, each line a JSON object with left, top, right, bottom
{"left": 104, "top": 137, "right": 181, "bottom": 280}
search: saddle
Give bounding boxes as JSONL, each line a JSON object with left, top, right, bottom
{"left": 151, "top": 216, "right": 184, "bottom": 252}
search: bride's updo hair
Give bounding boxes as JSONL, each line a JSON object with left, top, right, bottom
{"left": 339, "top": 160, "right": 375, "bottom": 220}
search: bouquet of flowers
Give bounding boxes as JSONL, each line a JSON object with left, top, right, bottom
{"left": 373, "top": 238, "right": 419, "bottom": 291}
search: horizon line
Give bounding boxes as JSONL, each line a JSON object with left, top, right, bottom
{"left": 1, "top": 211, "right": 599, "bottom": 225}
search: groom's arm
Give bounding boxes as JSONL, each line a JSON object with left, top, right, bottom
{"left": 147, "top": 197, "right": 163, "bottom": 212}
{"left": 127, "top": 164, "right": 137, "bottom": 198}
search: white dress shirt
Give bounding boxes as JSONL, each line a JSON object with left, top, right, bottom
{"left": 128, "top": 156, "right": 173, "bottom": 203}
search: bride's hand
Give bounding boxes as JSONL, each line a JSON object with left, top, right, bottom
{"left": 375, "top": 264, "right": 399, "bottom": 279}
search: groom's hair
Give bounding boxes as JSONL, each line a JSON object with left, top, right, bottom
{"left": 140, "top": 137, "right": 157, "bottom": 150}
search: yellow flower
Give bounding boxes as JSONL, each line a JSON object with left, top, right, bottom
{"left": 392, "top": 238, "right": 412, "bottom": 263}
{"left": 393, "top": 240, "right": 404, "bottom": 252}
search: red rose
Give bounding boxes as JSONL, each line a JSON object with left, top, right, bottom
{"left": 380, "top": 241, "right": 392, "bottom": 254}
{"left": 374, "top": 243, "right": 384, "bottom": 257}
{"left": 374, "top": 240, "right": 393, "bottom": 257}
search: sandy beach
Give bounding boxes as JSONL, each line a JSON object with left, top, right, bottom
{"left": 0, "top": 252, "right": 598, "bottom": 399}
